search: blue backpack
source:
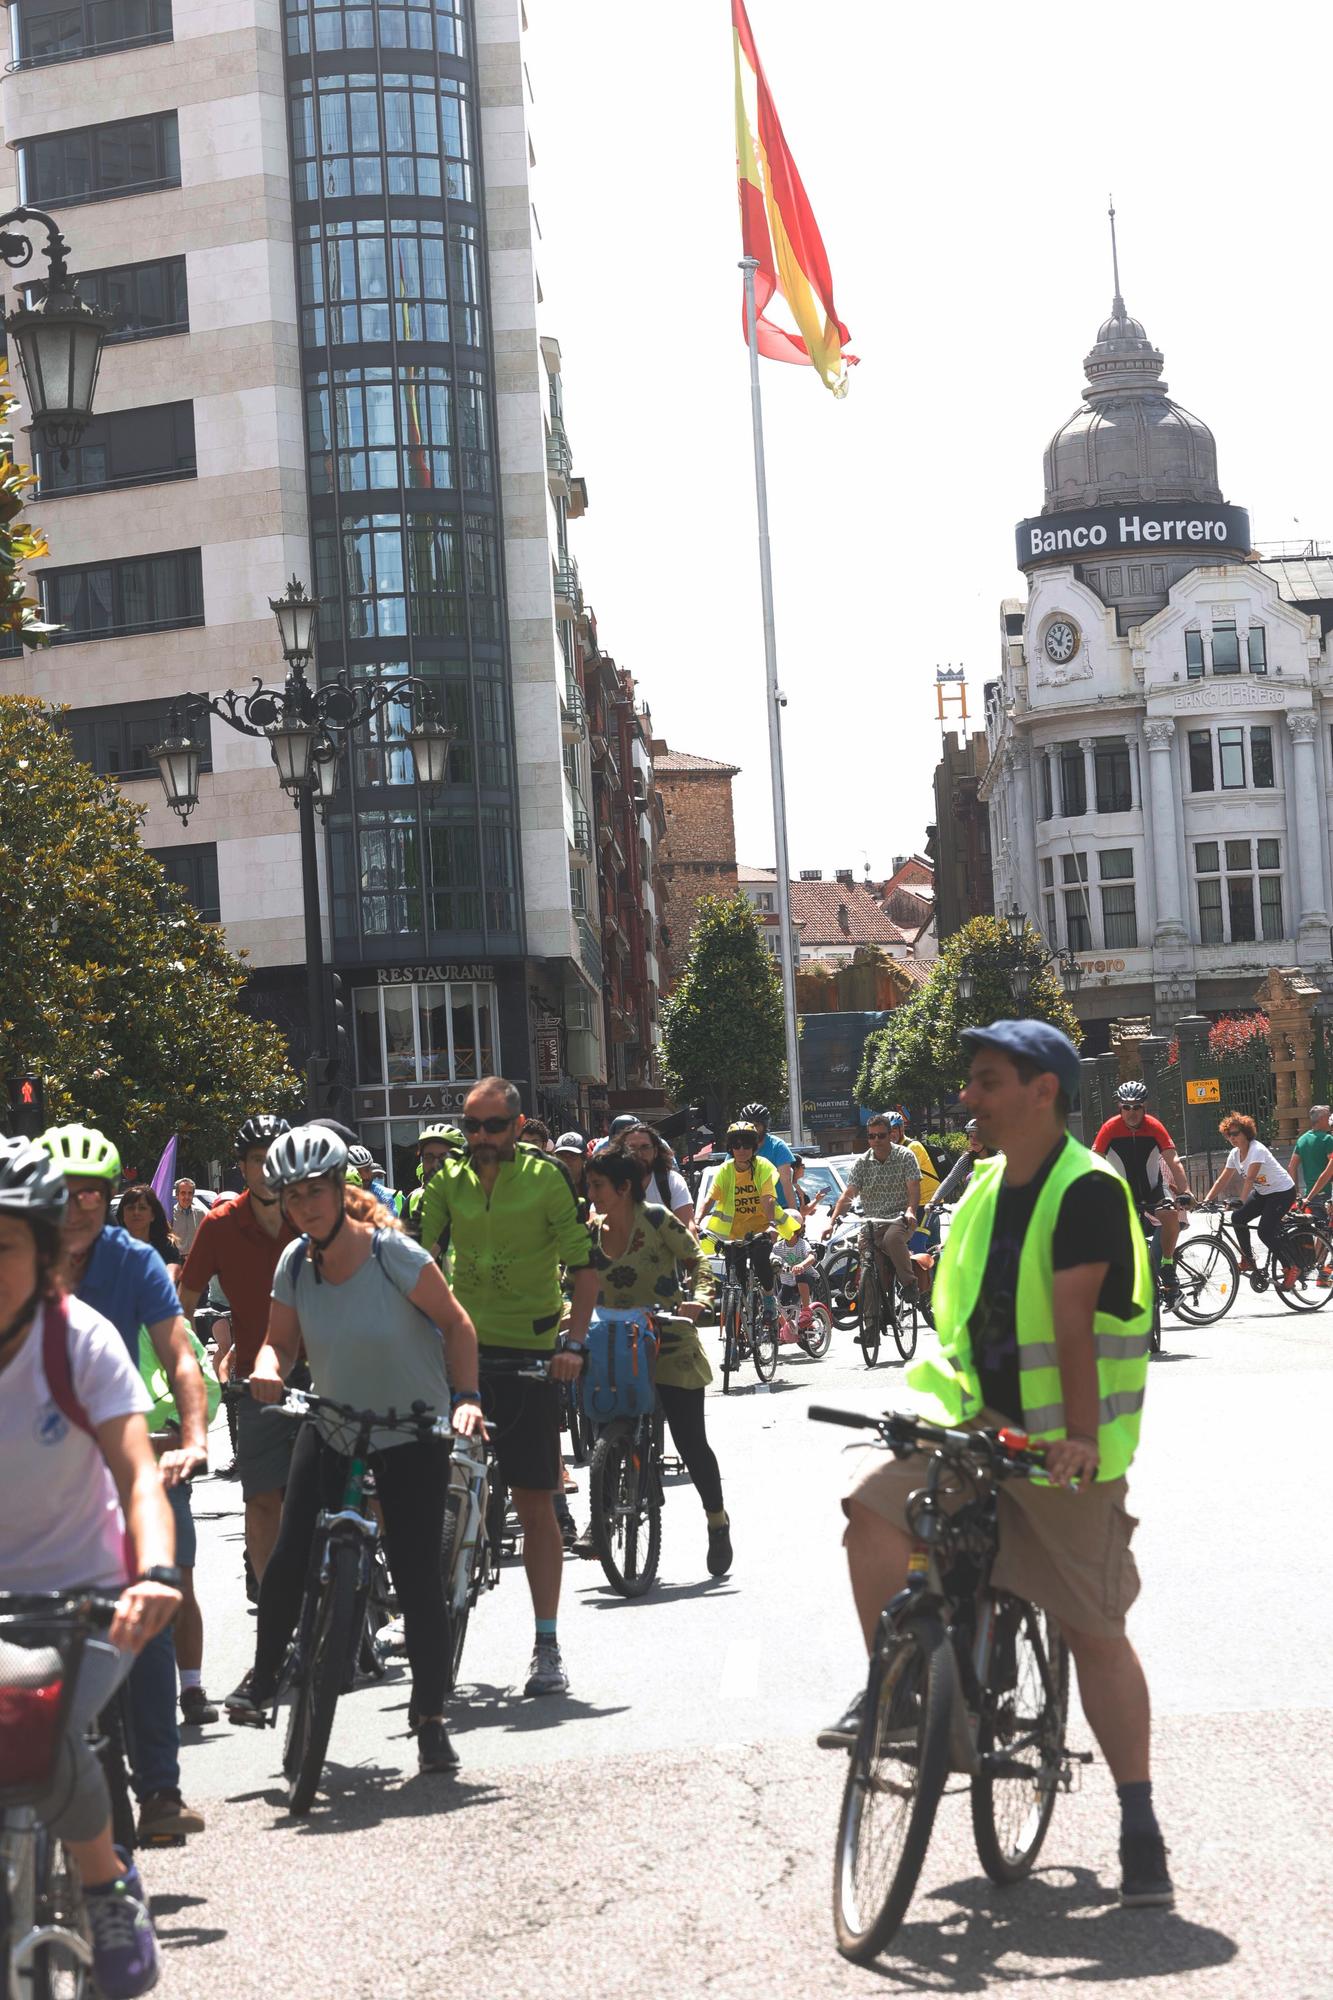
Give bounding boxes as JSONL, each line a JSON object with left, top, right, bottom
{"left": 581, "top": 1308, "right": 657, "bottom": 1422}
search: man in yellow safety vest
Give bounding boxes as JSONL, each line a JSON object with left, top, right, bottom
{"left": 818, "top": 1019, "right": 1170, "bottom": 1911}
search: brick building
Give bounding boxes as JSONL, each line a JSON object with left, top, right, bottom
{"left": 653, "top": 747, "right": 740, "bottom": 989}
{"left": 927, "top": 731, "right": 995, "bottom": 939}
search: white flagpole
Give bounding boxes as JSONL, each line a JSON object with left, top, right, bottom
{"left": 740, "top": 253, "right": 805, "bottom": 1148}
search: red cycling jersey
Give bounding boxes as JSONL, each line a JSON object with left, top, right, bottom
{"left": 1091, "top": 1114, "right": 1176, "bottom": 1208}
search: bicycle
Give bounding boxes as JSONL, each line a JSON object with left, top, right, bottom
{"left": 1190, "top": 1199, "right": 1333, "bottom": 1314}
{"left": 855, "top": 1219, "right": 920, "bottom": 1366}
{"left": 776, "top": 1289, "right": 834, "bottom": 1359}
{"left": 809, "top": 1406, "right": 1080, "bottom": 1963}
{"left": 1, "top": 1590, "right": 119, "bottom": 1999}
{"left": 717, "top": 1240, "right": 779, "bottom": 1392}
{"left": 240, "top": 1388, "right": 454, "bottom": 1814}
{"left": 588, "top": 1395, "right": 667, "bottom": 1597}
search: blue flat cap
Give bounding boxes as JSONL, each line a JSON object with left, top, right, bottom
{"left": 959, "top": 1019, "right": 1081, "bottom": 1098}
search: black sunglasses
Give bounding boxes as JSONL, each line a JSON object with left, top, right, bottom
{"left": 462, "top": 1115, "right": 515, "bottom": 1135}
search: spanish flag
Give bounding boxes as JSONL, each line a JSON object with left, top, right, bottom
{"left": 732, "top": 0, "right": 855, "bottom": 397}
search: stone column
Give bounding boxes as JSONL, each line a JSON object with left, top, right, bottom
{"left": 1143, "top": 720, "right": 1188, "bottom": 944}
{"left": 1079, "top": 735, "right": 1096, "bottom": 816}
{"left": 1007, "top": 741, "right": 1040, "bottom": 923}
{"left": 1286, "top": 712, "right": 1329, "bottom": 946}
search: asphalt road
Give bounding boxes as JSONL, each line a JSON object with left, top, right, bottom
{"left": 146, "top": 1287, "right": 1332, "bottom": 1998}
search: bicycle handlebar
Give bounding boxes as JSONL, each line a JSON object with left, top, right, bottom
{"left": 0, "top": 1589, "right": 119, "bottom": 1629}
{"left": 226, "top": 1381, "right": 453, "bottom": 1440}
{"left": 808, "top": 1404, "right": 1047, "bottom": 1474}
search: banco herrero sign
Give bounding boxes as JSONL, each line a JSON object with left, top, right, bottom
{"left": 1015, "top": 501, "right": 1251, "bottom": 571}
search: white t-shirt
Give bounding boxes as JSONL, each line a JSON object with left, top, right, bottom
{"left": 1226, "top": 1143, "right": 1295, "bottom": 1196}
{"left": 645, "top": 1167, "right": 691, "bottom": 1213}
{"left": 0, "top": 1296, "right": 149, "bottom": 1593}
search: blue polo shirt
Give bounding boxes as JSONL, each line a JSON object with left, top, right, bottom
{"left": 76, "top": 1224, "right": 181, "bottom": 1364}
{"left": 759, "top": 1133, "right": 796, "bottom": 1209}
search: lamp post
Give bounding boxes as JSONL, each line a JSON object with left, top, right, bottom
{"left": 151, "top": 577, "right": 455, "bottom": 1104}
{"left": 0, "top": 208, "right": 111, "bottom": 459}
{"left": 955, "top": 904, "right": 1082, "bottom": 1009}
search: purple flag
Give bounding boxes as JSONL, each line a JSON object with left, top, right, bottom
{"left": 150, "top": 1136, "right": 177, "bottom": 1213}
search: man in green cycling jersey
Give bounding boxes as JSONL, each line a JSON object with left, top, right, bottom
{"left": 418, "top": 1078, "right": 595, "bottom": 1697}
{"left": 405, "top": 1125, "right": 465, "bottom": 1240}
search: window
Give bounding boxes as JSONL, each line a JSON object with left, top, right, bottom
{"left": 307, "top": 365, "right": 464, "bottom": 495}
{"left": 1211, "top": 622, "right": 1240, "bottom": 675}
{"left": 1093, "top": 737, "right": 1132, "bottom": 814}
{"left": 297, "top": 217, "right": 480, "bottom": 350}
{"left": 12, "top": 0, "right": 170, "bottom": 66}
{"left": 1194, "top": 838, "right": 1284, "bottom": 944}
{"left": 149, "top": 842, "right": 219, "bottom": 923}
{"left": 756, "top": 892, "right": 773, "bottom": 911}
{"left": 1041, "top": 856, "right": 1057, "bottom": 944}
{"left": 329, "top": 805, "right": 517, "bottom": 941}
{"left": 345, "top": 662, "right": 506, "bottom": 790}
{"left": 1061, "top": 851, "right": 1090, "bottom": 950}
{"left": 1218, "top": 727, "right": 1246, "bottom": 790}
{"left": 41, "top": 548, "right": 203, "bottom": 642}
{"left": 1098, "top": 848, "right": 1138, "bottom": 948}
{"left": 314, "top": 511, "right": 499, "bottom": 644}
{"left": 283, "top": 0, "right": 464, "bottom": 59}
{"left": 74, "top": 256, "right": 187, "bottom": 342}
{"left": 349, "top": 980, "right": 496, "bottom": 1097}
{"left": 1188, "top": 729, "right": 1214, "bottom": 792}
{"left": 1057, "top": 741, "right": 1085, "bottom": 817}
{"left": 20, "top": 111, "right": 179, "bottom": 206}
{"left": 1184, "top": 629, "right": 1204, "bottom": 680}
{"left": 289, "top": 72, "right": 470, "bottom": 204}
{"left": 1247, "top": 626, "right": 1267, "bottom": 674}
{"left": 36, "top": 402, "right": 194, "bottom": 496}
{"left": 1250, "top": 726, "right": 1275, "bottom": 789}
{"left": 65, "top": 698, "right": 211, "bottom": 779}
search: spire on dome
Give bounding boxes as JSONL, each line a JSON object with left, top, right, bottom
{"left": 1108, "top": 193, "right": 1124, "bottom": 322}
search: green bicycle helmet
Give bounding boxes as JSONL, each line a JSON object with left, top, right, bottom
{"left": 40, "top": 1123, "right": 122, "bottom": 1183}
{"left": 417, "top": 1123, "right": 465, "bottom": 1152}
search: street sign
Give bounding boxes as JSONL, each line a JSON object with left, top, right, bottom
{"left": 1186, "top": 1078, "right": 1221, "bottom": 1105}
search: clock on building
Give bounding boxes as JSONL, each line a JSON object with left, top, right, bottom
{"left": 1044, "top": 619, "right": 1079, "bottom": 665}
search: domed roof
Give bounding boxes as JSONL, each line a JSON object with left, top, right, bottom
{"left": 1042, "top": 296, "right": 1222, "bottom": 513}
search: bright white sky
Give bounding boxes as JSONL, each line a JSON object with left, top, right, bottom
{"left": 523, "top": 0, "right": 1333, "bottom": 881}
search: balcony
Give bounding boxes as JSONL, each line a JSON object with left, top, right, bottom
{"left": 546, "top": 418, "right": 572, "bottom": 497}
{"left": 571, "top": 810, "right": 592, "bottom": 857}
{"left": 554, "top": 551, "right": 581, "bottom": 620}
{"left": 577, "top": 916, "right": 604, "bottom": 987}
{"left": 560, "top": 678, "right": 587, "bottom": 743}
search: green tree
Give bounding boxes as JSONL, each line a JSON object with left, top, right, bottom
{"left": 659, "top": 894, "right": 786, "bottom": 1125}
{"left": 0, "top": 696, "right": 303, "bottom": 1167}
{"left": 855, "top": 916, "right": 1083, "bottom": 1114}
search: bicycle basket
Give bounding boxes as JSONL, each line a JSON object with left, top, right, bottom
{"left": 0, "top": 1611, "right": 87, "bottom": 1802}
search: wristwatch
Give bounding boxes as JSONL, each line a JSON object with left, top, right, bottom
{"left": 137, "top": 1565, "right": 183, "bottom": 1589}
{"left": 559, "top": 1337, "right": 587, "bottom": 1355}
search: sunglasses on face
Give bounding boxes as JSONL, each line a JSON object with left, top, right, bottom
{"left": 462, "top": 1115, "right": 515, "bottom": 1135}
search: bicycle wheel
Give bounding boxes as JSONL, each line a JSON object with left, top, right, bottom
{"left": 892, "top": 1286, "right": 918, "bottom": 1363}
{"left": 567, "top": 1391, "right": 595, "bottom": 1467}
{"left": 589, "top": 1429, "right": 660, "bottom": 1597}
{"left": 439, "top": 1482, "right": 482, "bottom": 1693}
{"left": 752, "top": 1299, "right": 778, "bottom": 1383}
{"left": 30, "top": 1830, "right": 92, "bottom": 1999}
{"left": 856, "top": 1261, "right": 883, "bottom": 1369}
{"left": 1272, "top": 1222, "right": 1333, "bottom": 1313}
{"left": 970, "top": 1599, "right": 1069, "bottom": 1884}
{"left": 283, "top": 1537, "right": 363, "bottom": 1813}
{"left": 1171, "top": 1236, "right": 1239, "bottom": 1325}
{"left": 96, "top": 1690, "right": 137, "bottom": 1855}
{"left": 798, "top": 1303, "right": 834, "bottom": 1358}
{"left": 720, "top": 1287, "right": 740, "bottom": 1394}
{"left": 833, "top": 1624, "right": 955, "bottom": 1963}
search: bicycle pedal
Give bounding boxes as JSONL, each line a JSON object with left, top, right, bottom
{"left": 140, "top": 1831, "right": 187, "bottom": 1849}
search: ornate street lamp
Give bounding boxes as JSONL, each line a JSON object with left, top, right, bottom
{"left": 1005, "top": 903, "right": 1027, "bottom": 946}
{"left": 267, "top": 714, "right": 317, "bottom": 795}
{"left": 269, "top": 576, "right": 319, "bottom": 669}
{"left": 310, "top": 734, "right": 341, "bottom": 817}
{"left": 0, "top": 208, "right": 111, "bottom": 455}
{"left": 148, "top": 707, "right": 206, "bottom": 827}
{"left": 956, "top": 965, "right": 975, "bottom": 1004}
{"left": 953, "top": 908, "right": 1081, "bottom": 1011}
{"left": 406, "top": 704, "right": 453, "bottom": 788}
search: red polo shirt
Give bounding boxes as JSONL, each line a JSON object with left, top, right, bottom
{"left": 180, "top": 1190, "right": 296, "bottom": 1374}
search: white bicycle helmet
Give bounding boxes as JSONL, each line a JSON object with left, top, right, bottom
{"left": 0, "top": 1137, "right": 69, "bottom": 1225}
{"left": 1116, "top": 1080, "right": 1149, "bottom": 1106}
{"left": 263, "top": 1124, "right": 349, "bottom": 1192}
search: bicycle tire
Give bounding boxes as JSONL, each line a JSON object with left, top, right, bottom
{"left": 96, "top": 1690, "right": 137, "bottom": 1856}
{"left": 283, "top": 1538, "right": 364, "bottom": 1814}
{"left": 589, "top": 1430, "right": 660, "bottom": 1597}
{"left": 439, "top": 1483, "right": 480, "bottom": 1694}
{"left": 567, "top": 1393, "right": 595, "bottom": 1467}
{"left": 833, "top": 1623, "right": 955, "bottom": 1963}
{"left": 798, "top": 1303, "right": 834, "bottom": 1358}
{"left": 30, "top": 1829, "right": 92, "bottom": 2000}
{"left": 1170, "top": 1235, "right": 1239, "bottom": 1324}
{"left": 720, "top": 1285, "right": 740, "bottom": 1394}
{"left": 856, "top": 1260, "right": 883, "bottom": 1368}
{"left": 752, "top": 1306, "right": 779, "bottom": 1383}
{"left": 892, "top": 1287, "right": 918, "bottom": 1363}
{"left": 970, "top": 1600, "right": 1069, "bottom": 1885}
{"left": 1272, "top": 1222, "right": 1333, "bottom": 1314}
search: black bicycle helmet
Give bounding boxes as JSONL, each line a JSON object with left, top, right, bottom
{"left": 1116, "top": 1081, "right": 1148, "bottom": 1106}
{"left": 235, "top": 1113, "right": 291, "bottom": 1157}
{"left": 0, "top": 1137, "right": 69, "bottom": 1226}
{"left": 607, "top": 1114, "right": 639, "bottom": 1138}
{"left": 738, "top": 1102, "right": 770, "bottom": 1126}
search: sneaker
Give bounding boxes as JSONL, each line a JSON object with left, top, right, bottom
{"left": 1119, "top": 1831, "right": 1174, "bottom": 1908}
{"left": 524, "top": 1639, "right": 569, "bottom": 1697}
{"left": 85, "top": 1851, "right": 160, "bottom": 1999}
{"left": 1283, "top": 1265, "right": 1300, "bottom": 1290}
{"left": 816, "top": 1690, "right": 865, "bottom": 1751}
{"left": 573, "top": 1524, "right": 598, "bottom": 1560}
{"left": 417, "top": 1717, "right": 460, "bottom": 1773}
{"left": 136, "top": 1790, "right": 205, "bottom": 1843}
{"left": 1237, "top": 1258, "right": 1255, "bottom": 1274}
{"left": 707, "top": 1518, "right": 733, "bottom": 1577}
{"left": 560, "top": 1513, "right": 579, "bottom": 1552}
{"left": 179, "top": 1686, "right": 218, "bottom": 1727}
{"left": 796, "top": 1307, "right": 814, "bottom": 1332}
{"left": 225, "top": 1671, "right": 275, "bottom": 1728}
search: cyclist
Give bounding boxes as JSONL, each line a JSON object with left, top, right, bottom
{"left": 889, "top": 1111, "right": 940, "bottom": 1207}
{"left": 180, "top": 1115, "right": 296, "bottom": 1586}
{"left": 0, "top": 1136, "right": 180, "bottom": 1999}
{"left": 621, "top": 1122, "right": 695, "bottom": 1228}
{"left": 417, "top": 1078, "right": 596, "bottom": 1698}
{"left": 923, "top": 1118, "right": 993, "bottom": 1218}
{"left": 404, "top": 1123, "right": 466, "bottom": 1241}
{"left": 827, "top": 1113, "right": 922, "bottom": 1326}
{"left": 41, "top": 1123, "right": 208, "bottom": 1846}
{"left": 582, "top": 1144, "right": 731, "bottom": 1575}
{"left": 1203, "top": 1112, "right": 1297, "bottom": 1276}
{"left": 738, "top": 1102, "right": 796, "bottom": 1213}
{"left": 821, "top": 1019, "right": 1170, "bottom": 1911}
{"left": 1091, "top": 1082, "right": 1192, "bottom": 1301}
{"left": 696, "top": 1120, "right": 781, "bottom": 1331}
{"left": 1288, "top": 1103, "right": 1333, "bottom": 1220}
{"left": 228, "top": 1125, "right": 483, "bottom": 1774}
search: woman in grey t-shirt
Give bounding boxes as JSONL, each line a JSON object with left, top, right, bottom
{"left": 230, "top": 1125, "right": 483, "bottom": 1776}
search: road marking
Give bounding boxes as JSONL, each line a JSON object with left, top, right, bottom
{"left": 719, "top": 1638, "right": 760, "bottom": 1699}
